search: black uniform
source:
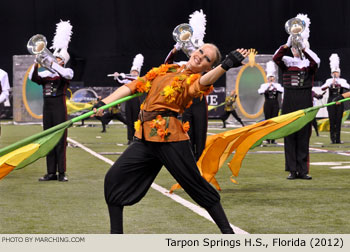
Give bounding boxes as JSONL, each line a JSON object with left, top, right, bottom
{"left": 273, "top": 45, "right": 320, "bottom": 178}
{"left": 182, "top": 97, "right": 208, "bottom": 161}
{"left": 30, "top": 63, "right": 73, "bottom": 178}
{"left": 321, "top": 78, "right": 350, "bottom": 143}
{"left": 0, "top": 69, "right": 10, "bottom": 124}
{"left": 115, "top": 75, "right": 141, "bottom": 142}
{"left": 258, "top": 82, "right": 283, "bottom": 143}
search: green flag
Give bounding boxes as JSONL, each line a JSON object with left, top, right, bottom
{"left": 0, "top": 93, "right": 142, "bottom": 180}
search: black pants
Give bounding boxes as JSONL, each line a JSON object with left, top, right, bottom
{"left": 283, "top": 123, "right": 311, "bottom": 175}
{"left": 125, "top": 98, "right": 140, "bottom": 141}
{"left": 263, "top": 99, "right": 279, "bottom": 120}
{"left": 104, "top": 140, "right": 233, "bottom": 233}
{"left": 282, "top": 88, "right": 313, "bottom": 175}
{"left": 221, "top": 110, "right": 244, "bottom": 126}
{"left": 312, "top": 118, "right": 319, "bottom": 136}
{"left": 327, "top": 102, "right": 343, "bottom": 143}
{"left": 182, "top": 98, "right": 208, "bottom": 161}
{"left": 43, "top": 96, "right": 67, "bottom": 174}
{"left": 100, "top": 111, "right": 127, "bottom": 128}
{"left": 264, "top": 99, "right": 280, "bottom": 143}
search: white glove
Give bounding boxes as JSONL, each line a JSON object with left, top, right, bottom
{"left": 42, "top": 55, "right": 53, "bottom": 66}
{"left": 174, "top": 42, "right": 182, "bottom": 51}
{"left": 36, "top": 54, "right": 53, "bottom": 68}
{"left": 115, "top": 73, "right": 126, "bottom": 81}
{"left": 35, "top": 54, "right": 43, "bottom": 64}
{"left": 183, "top": 42, "right": 196, "bottom": 56}
{"left": 112, "top": 72, "right": 119, "bottom": 80}
{"left": 286, "top": 35, "right": 292, "bottom": 47}
{"left": 299, "top": 39, "right": 308, "bottom": 50}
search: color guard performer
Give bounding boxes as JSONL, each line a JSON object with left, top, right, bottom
{"left": 221, "top": 90, "right": 244, "bottom": 128}
{"left": 94, "top": 44, "right": 249, "bottom": 234}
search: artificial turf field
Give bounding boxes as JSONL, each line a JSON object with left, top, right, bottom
{"left": 1, "top": 120, "right": 350, "bottom": 234}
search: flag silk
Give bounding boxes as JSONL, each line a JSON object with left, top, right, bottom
{"left": 66, "top": 99, "right": 93, "bottom": 114}
{"left": 208, "top": 102, "right": 225, "bottom": 112}
{"left": 170, "top": 106, "right": 319, "bottom": 192}
{"left": 0, "top": 120, "right": 71, "bottom": 179}
{"left": 0, "top": 93, "right": 142, "bottom": 180}
{"left": 318, "top": 110, "right": 350, "bottom": 132}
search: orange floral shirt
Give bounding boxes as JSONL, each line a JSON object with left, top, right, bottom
{"left": 125, "top": 64, "right": 212, "bottom": 142}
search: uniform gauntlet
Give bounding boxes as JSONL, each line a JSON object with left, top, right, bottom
{"left": 221, "top": 50, "right": 245, "bottom": 71}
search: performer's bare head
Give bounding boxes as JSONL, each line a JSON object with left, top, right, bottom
{"left": 187, "top": 43, "right": 222, "bottom": 73}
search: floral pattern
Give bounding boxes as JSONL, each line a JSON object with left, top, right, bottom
{"left": 182, "top": 121, "right": 190, "bottom": 133}
{"left": 149, "top": 115, "right": 170, "bottom": 140}
{"left": 161, "top": 73, "right": 201, "bottom": 104}
{"left": 133, "top": 64, "right": 205, "bottom": 140}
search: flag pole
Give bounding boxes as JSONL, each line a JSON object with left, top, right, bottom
{"left": 0, "top": 93, "right": 143, "bottom": 157}
{"left": 71, "top": 93, "right": 143, "bottom": 123}
{"left": 315, "top": 97, "right": 350, "bottom": 109}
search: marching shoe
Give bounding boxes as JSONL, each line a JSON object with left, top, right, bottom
{"left": 298, "top": 174, "right": 312, "bottom": 180}
{"left": 58, "top": 173, "right": 68, "bottom": 182}
{"left": 287, "top": 173, "right": 297, "bottom": 180}
{"left": 39, "top": 174, "right": 57, "bottom": 181}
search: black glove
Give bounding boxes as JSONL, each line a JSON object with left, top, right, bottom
{"left": 221, "top": 50, "right": 245, "bottom": 71}
{"left": 315, "top": 94, "right": 323, "bottom": 99}
{"left": 332, "top": 95, "right": 344, "bottom": 102}
{"left": 92, "top": 100, "right": 106, "bottom": 110}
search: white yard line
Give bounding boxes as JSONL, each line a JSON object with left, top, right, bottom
{"left": 67, "top": 137, "right": 248, "bottom": 234}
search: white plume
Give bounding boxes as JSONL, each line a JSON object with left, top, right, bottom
{"left": 296, "top": 13, "right": 310, "bottom": 42}
{"left": 131, "top": 54, "right": 144, "bottom": 73}
{"left": 329, "top": 53, "right": 340, "bottom": 72}
{"left": 265, "top": 61, "right": 276, "bottom": 77}
{"left": 50, "top": 20, "right": 73, "bottom": 50}
{"left": 189, "top": 9, "right": 206, "bottom": 46}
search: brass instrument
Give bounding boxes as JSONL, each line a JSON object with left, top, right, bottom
{"left": 172, "top": 23, "right": 196, "bottom": 57}
{"left": 285, "top": 18, "right": 305, "bottom": 59}
{"left": 27, "top": 34, "right": 57, "bottom": 72}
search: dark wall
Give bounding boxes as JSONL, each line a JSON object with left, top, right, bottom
{"left": 1, "top": 0, "right": 350, "bottom": 86}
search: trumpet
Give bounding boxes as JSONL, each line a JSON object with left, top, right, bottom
{"left": 172, "top": 23, "right": 196, "bottom": 57}
{"left": 27, "top": 34, "right": 57, "bottom": 72}
{"left": 285, "top": 18, "right": 305, "bottom": 59}
{"left": 107, "top": 73, "right": 137, "bottom": 82}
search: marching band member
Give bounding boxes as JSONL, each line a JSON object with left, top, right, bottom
{"left": 93, "top": 44, "right": 249, "bottom": 234}
{"left": 29, "top": 20, "right": 73, "bottom": 182}
{"left": 0, "top": 68, "right": 10, "bottom": 130}
{"left": 321, "top": 53, "right": 350, "bottom": 144}
{"left": 105, "top": 54, "right": 144, "bottom": 142}
{"left": 258, "top": 61, "right": 284, "bottom": 143}
{"left": 273, "top": 14, "right": 320, "bottom": 180}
